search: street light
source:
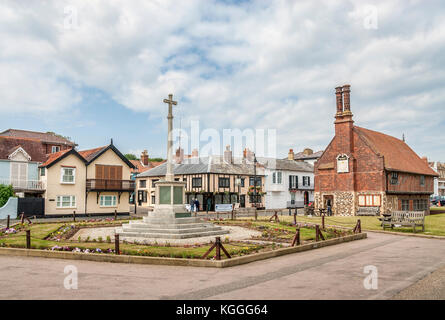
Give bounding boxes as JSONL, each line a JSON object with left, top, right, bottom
{"left": 253, "top": 154, "right": 258, "bottom": 207}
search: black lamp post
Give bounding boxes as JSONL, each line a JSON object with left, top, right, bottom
{"left": 253, "top": 154, "right": 257, "bottom": 207}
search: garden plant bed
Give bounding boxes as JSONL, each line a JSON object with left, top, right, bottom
{"left": 0, "top": 218, "right": 367, "bottom": 267}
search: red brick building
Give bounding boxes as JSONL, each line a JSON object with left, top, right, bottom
{"left": 314, "top": 85, "right": 437, "bottom": 216}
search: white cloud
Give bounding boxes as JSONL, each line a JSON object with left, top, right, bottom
{"left": 1, "top": 0, "right": 445, "bottom": 159}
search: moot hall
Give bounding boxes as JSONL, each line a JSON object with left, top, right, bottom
{"left": 314, "top": 85, "right": 437, "bottom": 216}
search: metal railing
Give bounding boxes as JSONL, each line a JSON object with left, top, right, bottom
{"left": 0, "top": 179, "right": 45, "bottom": 191}
{"left": 86, "top": 179, "right": 135, "bottom": 191}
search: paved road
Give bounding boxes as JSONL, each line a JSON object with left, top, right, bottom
{"left": 0, "top": 232, "right": 444, "bottom": 300}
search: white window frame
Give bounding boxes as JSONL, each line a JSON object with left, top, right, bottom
{"left": 56, "top": 195, "right": 76, "bottom": 209}
{"left": 61, "top": 167, "right": 76, "bottom": 184}
{"left": 303, "top": 176, "right": 311, "bottom": 187}
{"left": 100, "top": 195, "right": 117, "bottom": 207}
{"left": 52, "top": 146, "right": 61, "bottom": 153}
{"left": 272, "top": 171, "right": 282, "bottom": 184}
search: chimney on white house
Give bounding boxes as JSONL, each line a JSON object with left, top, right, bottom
{"left": 224, "top": 145, "right": 233, "bottom": 164}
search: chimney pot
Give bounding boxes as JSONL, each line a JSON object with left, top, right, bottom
{"left": 175, "top": 147, "right": 184, "bottom": 164}
{"left": 141, "top": 150, "right": 149, "bottom": 166}
{"left": 224, "top": 145, "right": 233, "bottom": 164}
{"left": 288, "top": 149, "right": 295, "bottom": 161}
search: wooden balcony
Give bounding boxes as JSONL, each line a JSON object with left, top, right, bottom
{"left": 86, "top": 179, "right": 135, "bottom": 192}
{"left": 0, "top": 179, "right": 45, "bottom": 193}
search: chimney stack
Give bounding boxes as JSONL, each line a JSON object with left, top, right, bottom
{"left": 342, "top": 85, "right": 352, "bottom": 115}
{"left": 335, "top": 86, "right": 343, "bottom": 116}
{"left": 191, "top": 148, "right": 199, "bottom": 158}
{"left": 334, "top": 85, "right": 354, "bottom": 154}
{"left": 288, "top": 149, "right": 295, "bottom": 161}
{"left": 175, "top": 147, "right": 184, "bottom": 164}
{"left": 141, "top": 150, "right": 149, "bottom": 166}
{"left": 224, "top": 145, "right": 233, "bottom": 164}
{"left": 243, "top": 148, "right": 255, "bottom": 163}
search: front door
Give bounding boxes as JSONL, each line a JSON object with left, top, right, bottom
{"left": 240, "top": 195, "right": 245, "bottom": 208}
{"left": 304, "top": 191, "right": 309, "bottom": 205}
{"left": 323, "top": 195, "right": 334, "bottom": 215}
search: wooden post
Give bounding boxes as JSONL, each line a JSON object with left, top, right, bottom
{"left": 114, "top": 209, "right": 117, "bottom": 221}
{"left": 315, "top": 225, "right": 320, "bottom": 242}
{"left": 322, "top": 214, "right": 325, "bottom": 230}
{"left": 358, "top": 219, "right": 361, "bottom": 233}
{"left": 26, "top": 230, "right": 31, "bottom": 249}
{"left": 215, "top": 237, "right": 221, "bottom": 261}
{"left": 255, "top": 209, "right": 258, "bottom": 221}
{"left": 73, "top": 211, "right": 76, "bottom": 222}
{"left": 231, "top": 209, "right": 234, "bottom": 220}
{"left": 293, "top": 212, "right": 297, "bottom": 225}
{"left": 20, "top": 213, "right": 25, "bottom": 224}
{"left": 291, "top": 228, "right": 301, "bottom": 246}
{"left": 115, "top": 234, "right": 120, "bottom": 255}
{"left": 6, "top": 215, "right": 10, "bottom": 229}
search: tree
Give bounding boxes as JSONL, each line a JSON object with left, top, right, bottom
{"left": 149, "top": 158, "right": 164, "bottom": 162}
{"left": 0, "top": 184, "right": 15, "bottom": 208}
{"left": 125, "top": 154, "right": 138, "bottom": 160}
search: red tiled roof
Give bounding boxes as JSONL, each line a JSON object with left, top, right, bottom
{"left": 0, "top": 129, "right": 76, "bottom": 146}
{"left": 78, "top": 146, "right": 107, "bottom": 162}
{"left": 39, "top": 149, "right": 72, "bottom": 167}
{"left": 0, "top": 136, "right": 47, "bottom": 162}
{"left": 130, "top": 159, "right": 166, "bottom": 173}
{"left": 354, "top": 126, "right": 437, "bottom": 176}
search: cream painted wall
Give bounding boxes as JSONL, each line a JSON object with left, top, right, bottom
{"left": 86, "top": 149, "right": 132, "bottom": 214}
{"left": 44, "top": 154, "right": 86, "bottom": 215}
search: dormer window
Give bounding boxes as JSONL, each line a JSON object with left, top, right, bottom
{"left": 420, "top": 175, "right": 425, "bottom": 186}
{"left": 52, "top": 146, "right": 61, "bottom": 153}
{"left": 390, "top": 172, "right": 399, "bottom": 185}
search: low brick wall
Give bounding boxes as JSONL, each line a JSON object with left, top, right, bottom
{"left": 0, "top": 233, "right": 367, "bottom": 268}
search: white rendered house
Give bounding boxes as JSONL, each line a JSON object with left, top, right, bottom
{"left": 258, "top": 158, "right": 314, "bottom": 209}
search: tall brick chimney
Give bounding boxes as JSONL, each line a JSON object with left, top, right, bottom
{"left": 141, "top": 150, "right": 149, "bottom": 166}
{"left": 191, "top": 148, "right": 199, "bottom": 158}
{"left": 224, "top": 145, "right": 233, "bottom": 164}
{"left": 243, "top": 148, "right": 255, "bottom": 163}
{"left": 335, "top": 85, "right": 354, "bottom": 154}
{"left": 175, "top": 147, "right": 184, "bottom": 164}
{"left": 288, "top": 149, "right": 295, "bottom": 161}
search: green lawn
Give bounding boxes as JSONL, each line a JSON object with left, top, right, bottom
{"left": 0, "top": 222, "right": 264, "bottom": 259}
{"left": 264, "top": 213, "right": 445, "bottom": 237}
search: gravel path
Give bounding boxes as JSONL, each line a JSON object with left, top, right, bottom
{"left": 71, "top": 225, "right": 262, "bottom": 245}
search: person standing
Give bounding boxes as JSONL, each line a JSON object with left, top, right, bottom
{"left": 190, "top": 198, "right": 195, "bottom": 213}
{"left": 206, "top": 197, "right": 212, "bottom": 213}
{"left": 327, "top": 200, "right": 332, "bottom": 216}
{"left": 194, "top": 198, "right": 200, "bottom": 213}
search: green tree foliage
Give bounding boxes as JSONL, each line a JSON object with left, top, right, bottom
{"left": 125, "top": 154, "right": 138, "bottom": 160}
{"left": 149, "top": 158, "right": 164, "bottom": 162}
{"left": 0, "top": 184, "right": 15, "bottom": 208}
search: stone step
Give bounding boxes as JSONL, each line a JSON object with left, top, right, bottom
{"left": 117, "top": 229, "right": 229, "bottom": 239}
{"left": 142, "top": 217, "right": 202, "bottom": 224}
{"left": 128, "top": 221, "right": 215, "bottom": 229}
{"left": 121, "top": 225, "right": 223, "bottom": 235}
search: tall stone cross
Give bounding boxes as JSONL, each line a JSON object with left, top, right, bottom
{"left": 163, "top": 94, "right": 177, "bottom": 182}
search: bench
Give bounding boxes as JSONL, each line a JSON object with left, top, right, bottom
{"left": 381, "top": 211, "right": 425, "bottom": 233}
{"left": 357, "top": 207, "right": 380, "bottom": 216}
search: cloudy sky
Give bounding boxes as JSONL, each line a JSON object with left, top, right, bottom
{"left": 1, "top": 0, "right": 444, "bottom": 160}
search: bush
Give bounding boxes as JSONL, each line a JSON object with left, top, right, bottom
{"left": 0, "top": 184, "right": 14, "bottom": 208}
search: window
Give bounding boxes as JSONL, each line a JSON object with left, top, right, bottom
{"left": 272, "top": 172, "right": 282, "bottom": 184}
{"left": 192, "top": 177, "right": 202, "bottom": 188}
{"left": 303, "top": 176, "right": 311, "bottom": 187}
{"left": 40, "top": 167, "right": 45, "bottom": 177}
{"left": 390, "top": 172, "right": 399, "bottom": 185}
{"left": 420, "top": 175, "right": 425, "bottom": 186}
{"left": 51, "top": 146, "right": 60, "bottom": 153}
{"left": 138, "top": 190, "right": 147, "bottom": 203}
{"left": 174, "top": 178, "right": 180, "bottom": 181}
{"left": 401, "top": 199, "right": 410, "bottom": 211}
{"left": 151, "top": 195, "right": 155, "bottom": 205}
{"left": 249, "top": 177, "right": 262, "bottom": 187}
{"left": 219, "top": 177, "right": 230, "bottom": 188}
{"left": 139, "top": 180, "right": 147, "bottom": 188}
{"left": 151, "top": 179, "right": 159, "bottom": 187}
{"left": 289, "top": 175, "right": 298, "bottom": 189}
{"left": 240, "top": 178, "right": 245, "bottom": 187}
{"left": 358, "top": 195, "right": 381, "bottom": 207}
{"left": 249, "top": 194, "right": 262, "bottom": 203}
{"left": 413, "top": 199, "right": 428, "bottom": 211}
{"left": 56, "top": 195, "right": 76, "bottom": 208}
{"left": 61, "top": 167, "right": 75, "bottom": 184}
{"left": 100, "top": 195, "right": 117, "bottom": 207}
